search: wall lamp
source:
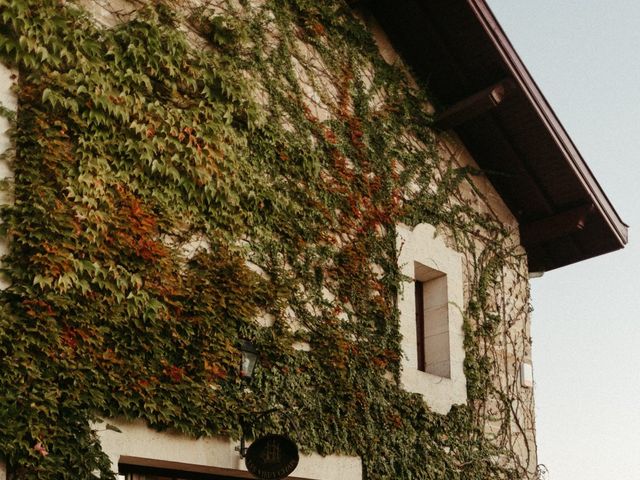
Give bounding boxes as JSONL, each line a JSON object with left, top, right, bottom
{"left": 239, "top": 339, "right": 259, "bottom": 379}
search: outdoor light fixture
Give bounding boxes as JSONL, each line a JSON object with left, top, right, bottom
{"left": 239, "top": 339, "right": 259, "bottom": 379}
{"left": 235, "top": 341, "right": 299, "bottom": 479}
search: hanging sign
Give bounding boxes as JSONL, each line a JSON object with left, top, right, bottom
{"left": 245, "top": 434, "right": 299, "bottom": 480}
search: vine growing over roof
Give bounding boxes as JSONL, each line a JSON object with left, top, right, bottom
{"left": 0, "top": 0, "right": 538, "bottom": 478}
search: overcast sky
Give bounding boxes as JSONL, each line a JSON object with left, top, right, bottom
{"left": 485, "top": 2, "right": 640, "bottom": 479}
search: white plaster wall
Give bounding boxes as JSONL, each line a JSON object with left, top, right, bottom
{"left": 0, "top": 64, "right": 15, "bottom": 146}
{"left": 0, "top": 61, "right": 16, "bottom": 480}
{"left": 95, "top": 418, "right": 361, "bottom": 480}
{"left": 0, "top": 62, "right": 16, "bottom": 292}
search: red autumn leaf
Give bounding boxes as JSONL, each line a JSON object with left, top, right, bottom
{"left": 33, "top": 442, "right": 48, "bottom": 457}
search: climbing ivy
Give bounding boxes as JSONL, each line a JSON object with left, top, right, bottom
{"left": 0, "top": 0, "right": 537, "bottom": 478}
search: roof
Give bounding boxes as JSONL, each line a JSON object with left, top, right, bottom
{"left": 365, "top": 0, "right": 628, "bottom": 272}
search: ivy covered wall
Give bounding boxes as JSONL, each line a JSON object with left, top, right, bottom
{"left": 0, "top": 0, "right": 537, "bottom": 478}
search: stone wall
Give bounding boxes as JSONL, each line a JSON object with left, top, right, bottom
{"left": 0, "top": 1, "right": 537, "bottom": 477}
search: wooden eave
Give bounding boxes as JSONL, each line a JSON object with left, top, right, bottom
{"left": 365, "top": 0, "right": 628, "bottom": 272}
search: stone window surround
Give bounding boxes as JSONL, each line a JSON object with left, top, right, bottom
{"left": 397, "top": 223, "right": 467, "bottom": 415}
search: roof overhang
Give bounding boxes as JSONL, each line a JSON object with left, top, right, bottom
{"left": 364, "top": 0, "right": 628, "bottom": 272}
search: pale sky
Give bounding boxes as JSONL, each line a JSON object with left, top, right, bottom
{"left": 485, "top": 2, "right": 640, "bottom": 479}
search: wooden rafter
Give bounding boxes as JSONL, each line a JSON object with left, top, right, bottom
{"left": 520, "top": 204, "right": 595, "bottom": 246}
{"left": 434, "top": 78, "right": 516, "bottom": 129}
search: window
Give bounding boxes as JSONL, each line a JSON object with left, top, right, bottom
{"left": 414, "top": 263, "right": 450, "bottom": 378}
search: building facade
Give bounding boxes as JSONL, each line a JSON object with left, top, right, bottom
{"left": 0, "top": 1, "right": 627, "bottom": 479}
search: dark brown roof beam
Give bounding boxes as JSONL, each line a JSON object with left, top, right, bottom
{"left": 520, "top": 203, "right": 595, "bottom": 246}
{"left": 434, "top": 78, "right": 515, "bottom": 129}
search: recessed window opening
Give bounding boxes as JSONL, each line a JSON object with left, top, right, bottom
{"left": 414, "top": 262, "right": 451, "bottom": 378}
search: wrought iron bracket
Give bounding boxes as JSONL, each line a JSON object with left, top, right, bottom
{"left": 235, "top": 407, "right": 286, "bottom": 458}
